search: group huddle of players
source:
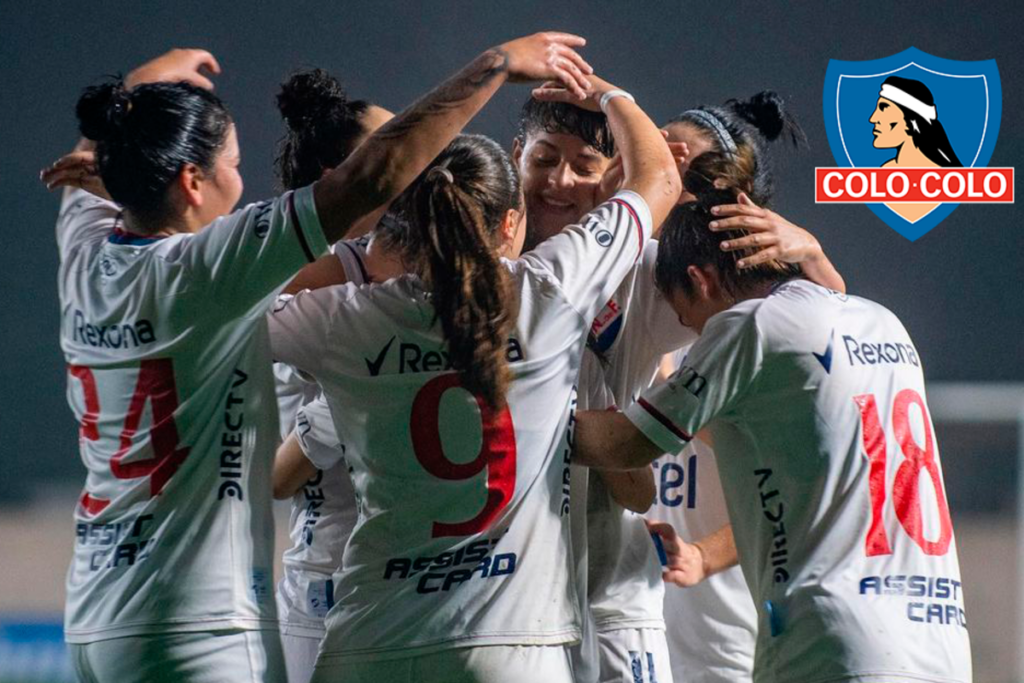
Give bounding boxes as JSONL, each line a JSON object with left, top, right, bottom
{"left": 42, "top": 31, "right": 971, "bottom": 683}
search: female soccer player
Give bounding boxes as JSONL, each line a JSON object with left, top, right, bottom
{"left": 268, "top": 72, "right": 682, "bottom": 682}
{"left": 645, "top": 91, "right": 842, "bottom": 683}
{"left": 268, "top": 67, "right": 407, "bottom": 683}
{"left": 47, "top": 34, "right": 595, "bottom": 683}
{"left": 574, "top": 188, "right": 971, "bottom": 683}
{"left": 529, "top": 91, "right": 845, "bottom": 683}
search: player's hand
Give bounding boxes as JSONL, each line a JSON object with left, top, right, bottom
{"left": 531, "top": 72, "right": 621, "bottom": 112}
{"left": 125, "top": 48, "right": 222, "bottom": 90}
{"left": 594, "top": 132, "right": 687, "bottom": 206}
{"left": 647, "top": 520, "right": 709, "bottom": 588}
{"left": 710, "top": 193, "right": 825, "bottom": 270}
{"left": 40, "top": 148, "right": 111, "bottom": 200}
{"left": 498, "top": 32, "right": 593, "bottom": 99}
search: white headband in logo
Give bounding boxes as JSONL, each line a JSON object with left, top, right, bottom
{"left": 682, "top": 109, "right": 738, "bottom": 156}
{"left": 879, "top": 84, "right": 937, "bottom": 123}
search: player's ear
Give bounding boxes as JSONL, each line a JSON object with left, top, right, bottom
{"left": 511, "top": 137, "right": 524, "bottom": 168}
{"left": 687, "top": 264, "right": 715, "bottom": 301}
{"left": 178, "top": 163, "right": 205, "bottom": 208}
{"left": 498, "top": 208, "right": 525, "bottom": 258}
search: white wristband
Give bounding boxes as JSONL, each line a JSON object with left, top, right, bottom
{"left": 599, "top": 89, "right": 636, "bottom": 113}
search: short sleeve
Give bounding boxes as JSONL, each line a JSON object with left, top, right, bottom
{"left": 520, "top": 190, "right": 652, "bottom": 324}
{"left": 268, "top": 285, "right": 346, "bottom": 379}
{"left": 178, "top": 185, "right": 329, "bottom": 316}
{"left": 625, "top": 305, "right": 764, "bottom": 455}
{"left": 56, "top": 188, "right": 120, "bottom": 263}
{"left": 295, "top": 396, "right": 345, "bottom": 471}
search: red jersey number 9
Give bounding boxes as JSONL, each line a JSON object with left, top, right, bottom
{"left": 854, "top": 388, "right": 953, "bottom": 557}
{"left": 410, "top": 374, "right": 517, "bottom": 538}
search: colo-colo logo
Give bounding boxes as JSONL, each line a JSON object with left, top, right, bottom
{"left": 818, "top": 48, "right": 1013, "bottom": 240}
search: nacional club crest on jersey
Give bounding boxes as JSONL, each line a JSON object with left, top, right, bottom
{"left": 817, "top": 48, "right": 1013, "bottom": 240}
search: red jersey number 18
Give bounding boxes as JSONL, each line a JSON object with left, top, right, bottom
{"left": 854, "top": 389, "right": 953, "bottom": 557}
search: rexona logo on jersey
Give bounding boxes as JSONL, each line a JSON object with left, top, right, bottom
{"left": 818, "top": 48, "right": 1013, "bottom": 240}
{"left": 365, "top": 336, "right": 526, "bottom": 376}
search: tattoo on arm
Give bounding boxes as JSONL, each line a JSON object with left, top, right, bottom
{"left": 374, "top": 48, "right": 509, "bottom": 141}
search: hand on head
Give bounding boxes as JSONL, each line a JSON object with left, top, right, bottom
{"left": 499, "top": 32, "right": 593, "bottom": 99}
{"left": 125, "top": 48, "right": 222, "bottom": 90}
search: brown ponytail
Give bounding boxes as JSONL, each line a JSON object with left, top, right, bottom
{"left": 408, "top": 135, "right": 521, "bottom": 411}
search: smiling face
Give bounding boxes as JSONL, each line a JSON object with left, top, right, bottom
{"left": 513, "top": 131, "right": 611, "bottom": 252}
{"left": 869, "top": 97, "right": 910, "bottom": 149}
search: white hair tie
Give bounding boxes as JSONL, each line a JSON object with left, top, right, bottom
{"left": 879, "top": 84, "right": 937, "bottom": 123}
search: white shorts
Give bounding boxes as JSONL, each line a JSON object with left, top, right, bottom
{"left": 69, "top": 629, "right": 285, "bottom": 683}
{"left": 596, "top": 628, "right": 674, "bottom": 683}
{"left": 310, "top": 644, "right": 574, "bottom": 683}
{"left": 281, "top": 632, "right": 323, "bottom": 683}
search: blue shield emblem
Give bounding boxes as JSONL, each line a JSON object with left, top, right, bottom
{"left": 823, "top": 48, "right": 1002, "bottom": 240}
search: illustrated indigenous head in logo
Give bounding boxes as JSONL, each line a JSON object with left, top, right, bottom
{"left": 819, "top": 48, "right": 1011, "bottom": 240}
{"left": 867, "top": 76, "right": 964, "bottom": 223}
{"left": 870, "top": 76, "right": 962, "bottom": 169}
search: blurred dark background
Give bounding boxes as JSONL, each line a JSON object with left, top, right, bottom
{"left": 1, "top": 0, "right": 1022, "bottom": 503}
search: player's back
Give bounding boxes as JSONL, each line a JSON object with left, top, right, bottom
{"left": 269, "top": 190, "right": 654, "bottom": 662}
{"left": 713, "top": 279, "right": 971, "bottom": 683}
{"left": 290, "top": 260, "right": 586, "bottom": 658}
{"left": 57, "top": 186, "right": 327, "bottom": 642}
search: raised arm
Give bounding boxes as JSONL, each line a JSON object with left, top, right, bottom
{"left": 314, "top": 32, "right": 593, "bottom": 244}
{"left": 533, "top": 75, "right": 682, "bottom": 229}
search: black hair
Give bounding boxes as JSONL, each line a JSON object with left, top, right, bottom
{"left": 670, "top": 91, "right": 805, "bottom": 206}
{"left": 399, "top": 134, "right": 521, "bottom": 410}
{"left": 879, "top": 76, "right": 962, "bottom": 167}
{"left": 655, "top": 187, "right": 800, "bottom": 300}
{"left": 275, "top": 68, "right": 372, "bottom": 190}
{"left": 76, "top": 79, "right": 232, "bottom": 229}
{"left": 515, "top": 97, "right": 615, "bottom": 158}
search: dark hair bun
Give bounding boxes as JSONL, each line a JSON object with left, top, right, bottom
{"left": 76, "top": 81, "right": 131, "bottom": 142}
{"left": 277, "top": 68, "right": 349, "bottom": 131}
{"left": 729, "top": 90, "right": 807, "bottom": 147}
{"left": 729, "top": 91, "right": 786, "bottom": 142}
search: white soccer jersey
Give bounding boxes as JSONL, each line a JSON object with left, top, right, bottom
{"left": 579, "top": 351, "right": 665, "bottom": 634}
{"left": 588, "top": 240, "right": 698, "bottom": 406}
{"left": 277, "top": 397, "right": 359, "bottom": 638}
{"left": 273, "top": 237, "right": 371, "bottom": 440}
{"left": 57, "top": 185, "right": 328, "bottom": 643}
{"left": 269, "top": 191, "right": 653, "bottom": 662}
{"left": 648, "top": 436, "right": 757, "bottom": 683}
{"left": 274, "top": 351, "right": 319, "bottom": 441}
{"left": 276, "top": 237, "right": 369, "bottom": 638}
{"left": 626, "top": 279, "right": 971, "bottom": 683}
{"left": 581, "top": 241, "right": 697, "bottom": 637}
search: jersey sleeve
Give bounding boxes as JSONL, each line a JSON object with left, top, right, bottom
{"left": 268, "top": 285, "right": 346, "bottom": 380}
{"left": 624, "top": 305, "right": 764, "bottom": 455}
{"left": 580, "top": 350, "right": 616, "bottom": 411}
{"left": 295, "top": 396, "right": 345, "bottom": 471}
{"left": 635, "top": 242, "right": 700, "bottom": 353}
{"left": 521, "top": 190, "right": 652, "bottom": 324}
{"left": 55, "top": 188, "right": 120, "bottom": 263}
{"left": 180, "top": 185, "right": 329, "bottom": 317}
